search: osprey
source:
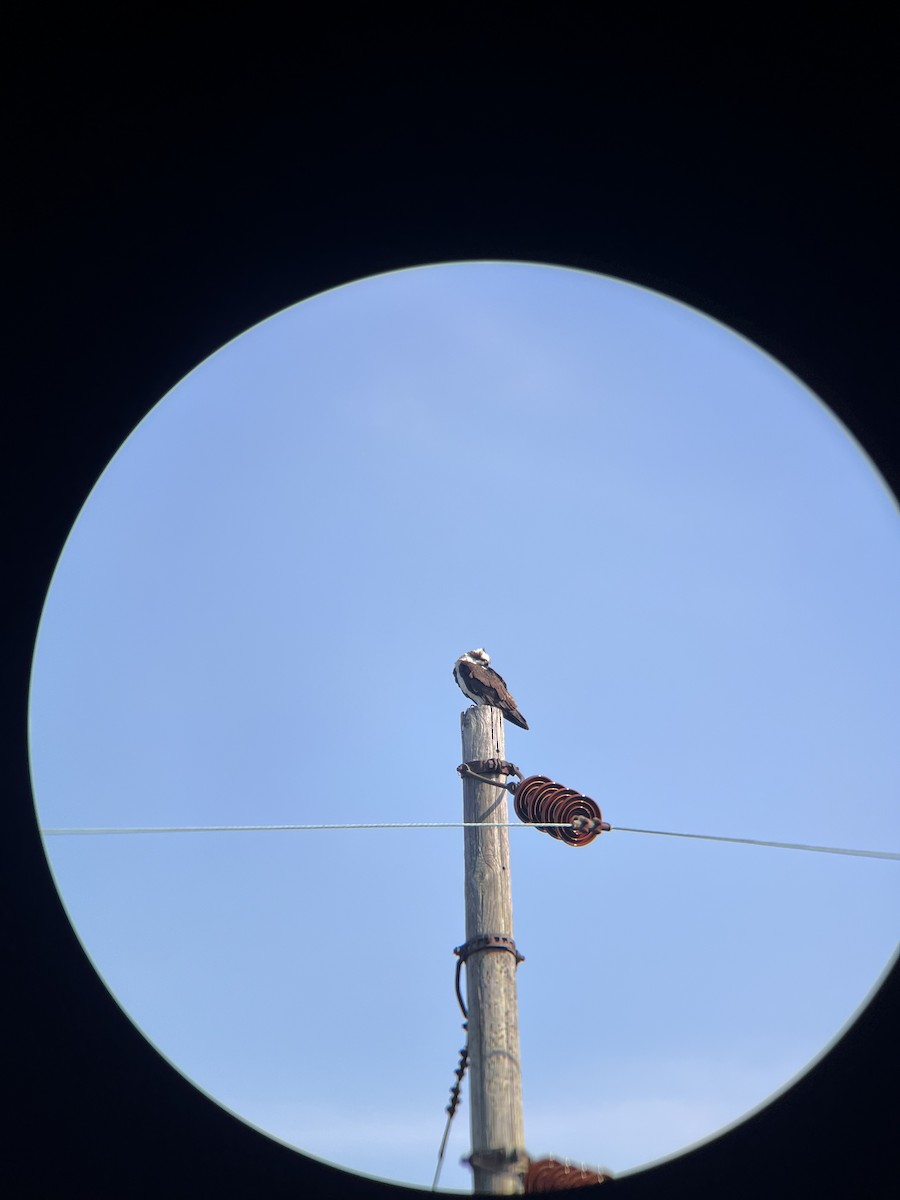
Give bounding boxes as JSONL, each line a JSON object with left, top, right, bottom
{"left": 453, "top": 648, "right": 529, "bottom": 730}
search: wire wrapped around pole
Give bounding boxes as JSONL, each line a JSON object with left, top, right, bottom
{"left": 513, "top": 776, "right": 610, "bottom": 847}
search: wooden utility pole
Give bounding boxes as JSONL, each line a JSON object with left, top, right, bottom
{"left": 460, "top": 705, "right": 526, "bottom": 1195}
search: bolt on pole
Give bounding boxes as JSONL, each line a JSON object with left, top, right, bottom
{"left": 460, "top": 705, "right": 526, "bottom": 1195}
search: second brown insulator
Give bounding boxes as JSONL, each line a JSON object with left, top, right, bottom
{"left": 513, "top": 776, "right": 609, "bottom": 847}
{"left": 523, "top": 1156, "right": 612, "bottom": 1191}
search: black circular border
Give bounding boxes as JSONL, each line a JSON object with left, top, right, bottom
{"left": 6, "top": 22, "right": 898, "bottom": 1200}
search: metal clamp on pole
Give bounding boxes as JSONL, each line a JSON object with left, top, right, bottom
{"left": 463, "top": 1147, "right": 530, "bottom": 1178}
{"left": 457, "top": 759, "right": 524, "bottom": 790}
{"left": 455, "top": 933, "right": 525, "bottom": 967}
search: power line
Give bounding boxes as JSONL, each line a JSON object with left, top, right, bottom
{"left": 40, "top": 821, "right": 572, "bottom": 834}
{"left": 38, "top": 822, "right": 900, "bottom": 859}
{"left": 612, "top": 827, "right": 900, "bottom": 860}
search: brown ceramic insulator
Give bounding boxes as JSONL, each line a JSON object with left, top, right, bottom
{"left": 523, "top": 1156, "right": 612, "bottom": 1191}
{"left": 513, "top": 776, "right": 608, "bottom": 847}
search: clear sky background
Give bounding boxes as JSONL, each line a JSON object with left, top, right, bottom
{"left": 28, "top": 262, "right": 900, "bottom": 1191}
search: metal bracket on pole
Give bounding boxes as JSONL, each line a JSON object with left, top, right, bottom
{"left": 455, "top": 934, "right": 525, "bottom": 966}
{"left": 457, "top": 759, "right": 524, "bottom": 790}
{"left": 463, "top": 1148, "right": 530, "bottom": 1177}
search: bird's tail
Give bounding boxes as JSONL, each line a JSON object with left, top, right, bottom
{"left": 504, "top": 707, "right": 529, "bottom": 731}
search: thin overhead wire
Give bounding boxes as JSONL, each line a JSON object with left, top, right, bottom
{"left": 40, "top": 821, "right": 572, "bottom": 834}
{"left": 38, "top": 822, "right": 900, "bottom": 859}
{"left": 612, "top": 826, "right": 900, "bottom": 860}
{"left": 432, "top": 1107, "right": 455, "bottom": 1192}
{"left": 432, "top": 1038, "right": 469, "bottom": 1192}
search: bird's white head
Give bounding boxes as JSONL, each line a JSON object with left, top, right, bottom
{"left": 465, "top": 648, "right": 490, "bottom": 665}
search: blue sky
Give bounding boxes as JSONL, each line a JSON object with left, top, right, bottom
{"left": 29, "top": 262, "right": 899, "bottom": 1190}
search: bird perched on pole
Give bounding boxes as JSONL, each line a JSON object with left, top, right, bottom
{"left": 453, "top": 648, "right": 529, "bottom": 730}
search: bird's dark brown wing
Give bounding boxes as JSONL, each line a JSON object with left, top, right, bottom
{"left": 467, "top": 662, "right": 529, "bottom": 729}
